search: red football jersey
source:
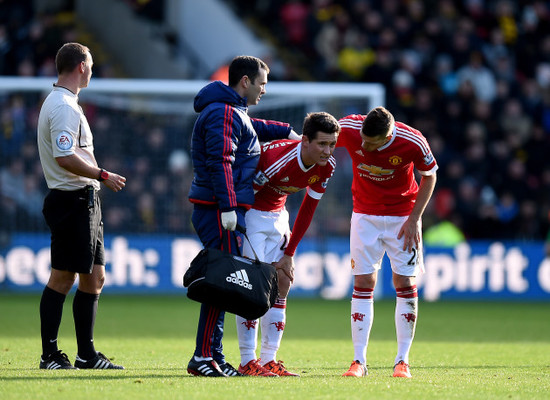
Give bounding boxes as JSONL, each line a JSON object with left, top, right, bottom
{"left": 338, "top": 114, "right": 438, "bottom": 216}
{"left": 252, "top": 139, "right": 336, "bottom": 212}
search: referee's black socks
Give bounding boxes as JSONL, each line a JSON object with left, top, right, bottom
{"left": 40, "top": 286, "right": 66, "bottom": 358}
{"left": 73, "top": 289, "right": 100, "bottom": 360}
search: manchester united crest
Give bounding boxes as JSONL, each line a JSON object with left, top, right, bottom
{"left": 389, "top": 155, "right": 402, "bottom": 166}
{"left": 308, "top": 175, "right": 320, "bottom": 185}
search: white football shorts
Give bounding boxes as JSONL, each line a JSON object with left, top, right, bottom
{"left": 350, "top": 212, "right": 424, "bottom": 277}
{"left": 243, "top": 208, "right": 290, "bottom": 263}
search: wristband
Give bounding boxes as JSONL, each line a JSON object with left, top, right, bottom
{"left": 97, "top": 168, "right": 109, "bottom": 181}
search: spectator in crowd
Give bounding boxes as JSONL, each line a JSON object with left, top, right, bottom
{"left": 0, "top": 159, "right": 26, "bottom": 230}
{"left": 456, "top": 51, "right": 497, "bottom": 103}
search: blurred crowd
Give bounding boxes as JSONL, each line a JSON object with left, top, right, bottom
{"left": 228, "top": 0, "right": 550, "bottom": 242}
{"left": 1, "top": 0, "right": 550, "bottom": 243}
{"left": 0, "top": 0, "right": 195, "bottom": 240}
{"left": 0, "top": 91, "right": 196, "bottom": 238}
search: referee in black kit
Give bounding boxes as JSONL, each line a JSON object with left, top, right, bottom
{"left": 37, "top": 42, "right": 126, "bottom": 370}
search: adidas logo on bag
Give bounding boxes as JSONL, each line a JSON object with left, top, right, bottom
{"left": 226, "top": 269, "right": 253, "bottom": 290}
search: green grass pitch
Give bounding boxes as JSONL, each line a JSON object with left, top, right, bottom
{"left": 0, "top": 294, "right": 548, "bottom": 399}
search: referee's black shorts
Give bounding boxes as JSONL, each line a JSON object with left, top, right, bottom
{"left": 42, "top": 186, "right": 105, "bottom": 274}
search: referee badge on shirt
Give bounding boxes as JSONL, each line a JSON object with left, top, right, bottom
{"left": 55, "top": 132, "right": 74, "bottom": 150}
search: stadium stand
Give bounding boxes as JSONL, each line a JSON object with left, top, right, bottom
{"left": 1, "top": 0, "right": 549, "bottom": 241}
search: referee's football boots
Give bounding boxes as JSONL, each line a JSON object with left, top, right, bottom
{"left": 74, "top": 352, "right": 124, "bottom": 369}
{"left": 39, "top": 350, "right": 77, "bottom": 370}
{"left": 187, "top": 357, "right": 228, "bottom": 377}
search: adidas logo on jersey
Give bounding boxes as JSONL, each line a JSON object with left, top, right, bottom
{"left": 226, "top": 269, "right": 253, "bottom": 290}
{"left": 355, "top": 149, "right": 364, "bottom": 157}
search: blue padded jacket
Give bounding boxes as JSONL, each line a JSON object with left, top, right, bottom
{"left": 188, "top": 81, "right": 292, "bottom": 211}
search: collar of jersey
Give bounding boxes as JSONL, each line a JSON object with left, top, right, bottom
{"left": 297, "top": 141, "right": 315, "bottom": 172}
{"left": 53, "top": 85, "right": 77, "bottom": 98}
{"left": 377, "top": 125, "right": 396, "bottom": 151}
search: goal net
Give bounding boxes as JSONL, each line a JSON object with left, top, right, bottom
{"left": 0, "top": 77, "right": 385, "bottom": 241}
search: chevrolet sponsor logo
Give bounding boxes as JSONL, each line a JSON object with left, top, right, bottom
{"left": 276, "top": 186, "right": 302, "bottom": 193}
{"left": 357, "top": 163, "right": 395, "bottom": 176}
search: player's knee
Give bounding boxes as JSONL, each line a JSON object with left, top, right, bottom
{"left": 79, "top": 273, "right": 105, "bottom": 294}
{"left": 354, "top": 273, "right": 376, "bottom": 289}
{"left": 393, "top": 273, "right": 414, "bottom": 289}
{"left": 48, "top": 280, "right": 75, "bottom": 295}
{"left": 47, "top": 271, "right": 77, "bottom": 294}
{"left": 96, "top": 273, "right": 106, "bottom": 290}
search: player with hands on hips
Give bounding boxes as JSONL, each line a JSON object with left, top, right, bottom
{"left": 337, "top": 106, "right": 437, "bottom": 378}
{"left": 236, "top": 112, "right": 340, "bottom": 377}
{"left": 187, "top": 55, "right": 297, "bottom": 377}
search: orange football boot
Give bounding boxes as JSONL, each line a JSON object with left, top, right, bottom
{"left": 342, "top": 360, "right": 367, "bottom": 377}
{"left": 262, "top": 360, "right": 300, "bottom": 377}
{"left": 393, "top": 360, "right": 412, "bottom": 378}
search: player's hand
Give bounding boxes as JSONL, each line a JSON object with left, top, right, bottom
{"left": 221, "top": 210, "right": 237, "bottom": 231}
{"left": 288, "top": 129, "right": 302, "bottom": 140}
{"left": 102, "top": 171, "right": 126, "bottom": 192}
{"left": 274, "top": 255, "right": 295, "bottom": 282}
{"left": 273, "top": 255, "right": 294, "bottom": 297}
{"left": 397, "top": 216, "right": 420, "bottom": 252}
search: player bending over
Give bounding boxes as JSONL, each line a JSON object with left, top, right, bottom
{"left": 236, "top": 112, "right": 340, "bottom": 377}
{"left": 338, "top": 106, "right": 437, "bottom": 378}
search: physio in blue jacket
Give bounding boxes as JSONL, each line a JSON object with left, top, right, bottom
{"left": 187, "top": 55, "right": 298, "bottom": 377}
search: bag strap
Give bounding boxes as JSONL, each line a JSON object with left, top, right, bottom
{"left": 235, "top": 224, "right": 261, "bottom": 263}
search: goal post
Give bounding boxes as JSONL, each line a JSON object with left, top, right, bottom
{"left": 0, "top": 77, "right": 384, "bottom": 99}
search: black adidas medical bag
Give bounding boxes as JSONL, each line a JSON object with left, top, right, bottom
{"left": 183, "top": 228, "right": 279, "bottom": 320}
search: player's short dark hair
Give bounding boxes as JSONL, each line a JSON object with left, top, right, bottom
{"left": 361, "top": 106, "right": 395, "bottom": 137}
{"left": 55, "top": 42, "right": 89, "bottom": 75}
{"left": 228, "top": 55, "right": 269, "bottom": 87}
{"left": 302, "top": 111, "right": 340, "bottom": 141}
